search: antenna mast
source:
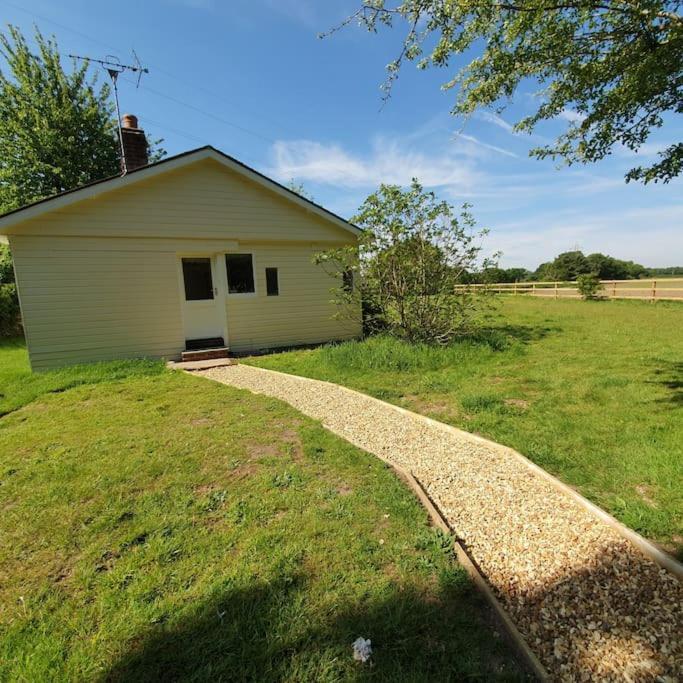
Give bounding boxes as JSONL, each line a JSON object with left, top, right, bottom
{"left": 69, "top": 53, "right": 149, "bottom": 175}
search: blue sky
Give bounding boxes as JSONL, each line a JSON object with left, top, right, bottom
{"left": 3, "top": 0, "right": 682, "bottom": 268}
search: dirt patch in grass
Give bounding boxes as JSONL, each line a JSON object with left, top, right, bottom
{"left": 230, "top": 462, "right": 260, "bottom": 480}
{"left": 193, "top": 483, "right": 216, "bottom": 496}
{"left": 247, "top": 429, "right": 303, "bottom": 463}
{"left": 280, "top": 428, "right": 305, "bottom": 461}
{"left": 401, "top": 393, "right": 458, "bottom": 419}
{"left": 635, "top": 484, "right": 658, "bottom": 508}
{"left": 504, "top": 398, "right": 530, "bottom": 410}
{"left": 49, "top": 566, "right": 73, "bottom": 585}
{"left": 248, "top": 442, "right": 282, "bottom": 459}
{"left": 190, "top": 417, "right": 213, "bottom": 427}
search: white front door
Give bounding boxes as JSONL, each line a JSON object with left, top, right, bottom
{"left": 179, "top": 256, "right": 225, "bottom": 343}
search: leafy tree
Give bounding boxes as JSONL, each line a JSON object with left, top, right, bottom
{"left": 0, "top": 244, "right": 18, "bottom": 334}
{"left": 505, "top": 267, "right": 532, "bottom": 282}
{"left": 534, "top": 261, "right": 554, "bottom": 281}
{"left": 285, "top": 179, "right": 315, "bottom": 202}
{"left": 649, "top": 265, "right": 683, "bottom": 275}
{"left": 316, "top": 179, "right": 496, "bottom": 343}
{"left": 587, "top": 252, "right": 620, "bottom": 279}
{"left": 576, "top": 273, "right": 603, "bottom": 299}
{"left": 625, "top": 261, "right": 649, "bottom": 279}
{"left": 480, "top": 266, "right": 531, "bottom": 282}
{"left": 0, "top": 282, "right": 19, "bottom": 335}
{"left": 481, "top": 266, "right": 507, "bottom": 283}
{"left": 0, "top": 26, "right": 161, "bottom": 213}
{"left": 335, "top": 2, "right": 683, "bottom": 183}
{"left": 0, "top": 244, "right": 14, "bottom": 284}
{"left": 545, "top": 250, "right": 591, "bottom": 280}
{"left": 586, "top": 252, "right": 648, "bottom": 279}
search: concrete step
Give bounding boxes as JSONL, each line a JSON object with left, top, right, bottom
{"left": 169, "top": 357, "right": 236, "bottom": 371}
{"left": 181, "top": 347, "right": 231, "bottom": 362}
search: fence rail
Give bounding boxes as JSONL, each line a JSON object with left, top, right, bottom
{"left": 453, "top": 278, "right": 683, "bottom": 302}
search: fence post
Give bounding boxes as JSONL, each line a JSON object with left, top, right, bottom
{"left": 514, "top": 282, "right": 518, "bottom": 296}
{"left": 532, "top": 282, "right": 536, "bottom": 296}
{"left": 554, "top": 281, "right": 558, "bottom": 299}
{"left": 612, "top": 281, "right": 617, "bottom": 299}
{"left": 651, "top": 279, "right": 657, "bottom": 303}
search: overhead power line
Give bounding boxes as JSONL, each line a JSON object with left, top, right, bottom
{"left": 120, "top": 76, "right": 276, "bottom": 144}
{"left": 140, "top": 114, "right": 209, "bottom": 146}
{"left": 138, "top": 113, "right": 265, "bottom": 168}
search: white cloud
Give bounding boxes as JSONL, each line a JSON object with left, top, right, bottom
{"left": 454, "top": 133, "right": 519, "bottom": 158}
{"left": 491, "top": 205, "right": 683, "bottom": 268}
{"left": 266, "top": 118, "right": 682, "bottom": 270}
{"left": 558, "top": 108, "right": 586, "bottom": 124}
{"left": 477, "top": 111, "right": 517, "bottom": 134}
{"left": 615, "top": 141, "right": 670, "bottom": 158}
{"left": 475, "top": 110, "right": 550, "bottom": 144}
{"left": 269, "top": 137, "right": 481, "bottom": 192}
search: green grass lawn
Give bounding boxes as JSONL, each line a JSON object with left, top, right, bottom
{"left": 248, "top": 298, "right": 683, "bottom": 558}
{"left": 0, "top": 341, "right": 520, "bottom": 681}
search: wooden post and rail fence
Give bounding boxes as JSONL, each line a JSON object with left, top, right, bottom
{"left": 453, "top": 278, "right": 683, "bottom": 302}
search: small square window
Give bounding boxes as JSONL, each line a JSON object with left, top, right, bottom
{"left": 225, "top": 254, "right": 255, "bottom": 294}
{"left": 266, "top": 267, "right": 279, "bottom": 296}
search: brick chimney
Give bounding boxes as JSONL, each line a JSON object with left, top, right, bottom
{"left": 119, "top": 114, "right": 149, "bottom": 172}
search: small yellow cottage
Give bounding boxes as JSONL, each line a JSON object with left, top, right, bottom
{"left": 0, "top": 122, "right": 361, "bottom": 370}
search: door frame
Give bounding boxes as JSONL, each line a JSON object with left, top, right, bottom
{"left": 176, "top": 252, "right": 229, "bottom": 347}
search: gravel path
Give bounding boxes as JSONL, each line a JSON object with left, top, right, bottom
{"left": 201, "top": 364, "right": 682, "bottom": 682}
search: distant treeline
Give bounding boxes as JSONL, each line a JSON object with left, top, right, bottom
{"left": 464, "top": 251, "right": 683, "bottom": 283}
{"left": 648, "top": 266, "right": 683, "bottom": 277}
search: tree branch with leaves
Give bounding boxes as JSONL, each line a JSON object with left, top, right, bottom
{"left": 326, "top": 1, "right": 683, "bottom": 183}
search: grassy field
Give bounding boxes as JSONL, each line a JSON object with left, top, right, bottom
{"left": 0, "top": 340, "right": 520, "bottom": 681}
{"left": 248, "top": 298, "right": 683, "bottom": 558}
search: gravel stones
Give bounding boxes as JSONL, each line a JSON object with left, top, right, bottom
{"left": 202, "top": 364, "right": 682, "bottom": 681}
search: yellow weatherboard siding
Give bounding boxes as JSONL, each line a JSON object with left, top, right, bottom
{"left": 224, "top": 243, "right": 358, "bottom": 352}
{"left": 7, "top": 157, "right": 360, "bottom": 370}
{"left": 11, "top": 238, "right": 184, "bottom": 369}
{"left": 6, "top": 159, "right": 354, "bottom": 242}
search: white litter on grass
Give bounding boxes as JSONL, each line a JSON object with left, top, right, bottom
{"left": 352, "top": 637, "right": 372, "bottom": 663}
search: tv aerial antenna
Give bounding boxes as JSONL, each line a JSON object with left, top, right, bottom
{"left": 69, "top": 52, "right": 149, "bottom": 174}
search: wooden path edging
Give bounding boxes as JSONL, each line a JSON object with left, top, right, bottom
{"left": 190, "top": 365, "right": 683, "bottom": 581}
{"left": 183, "top": 363, "right": 549, "bottom": 680}
{"left": 395, "top": 466, "right": 550, "bottom": 681}
{"left": 193, "top": 363, "right": 683, "bottom": 581}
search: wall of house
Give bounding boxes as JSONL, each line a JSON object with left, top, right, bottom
{"left": 223, "top": 243, "right": 358, "bottom": 353}
{"left": 7, "top": 159, "right": 360, "bottom": 370}
{"left": 10, "top": 235, "right": 185, "bottom": 370}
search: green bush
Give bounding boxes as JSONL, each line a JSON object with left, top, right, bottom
{"left": 0, "top": 244, "right": 15, "bottom": 284}
{"left": 576, "top": 274, "right": 603, "bottom": 300}
{"left": 0, "top": 283, "right": 20, "bottom": 335}
{"left": 316, "top": 180, "right": 496, "bottom": 344}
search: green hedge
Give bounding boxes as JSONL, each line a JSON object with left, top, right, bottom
{"left": 0, "top": 284, "right": 20, "bottom": 336}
